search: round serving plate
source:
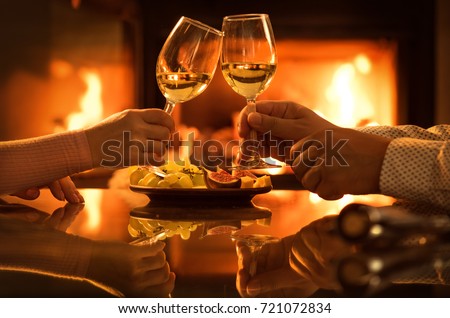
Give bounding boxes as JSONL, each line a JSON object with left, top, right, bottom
{"left": 129, "top": 185, "right": 272, "bottom": 220}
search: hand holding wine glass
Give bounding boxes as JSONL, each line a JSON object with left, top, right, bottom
{"left": 221, "top": 14, "right": 279, "bottom": 169}
{"left": 156, "top": 16, "right": 223, "bottom": 115}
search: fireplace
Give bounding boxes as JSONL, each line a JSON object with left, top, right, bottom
{"left": 0, "top": 0, "right": 139, "bottom": 141}
{"left": 0, "top": 0, "right": 449, "bottom": 298}
{"left": 0, "top": 0, "right": 441, "bottom": 140}
{"left": 141, "top": 0, "right": 437, "bottom": 130}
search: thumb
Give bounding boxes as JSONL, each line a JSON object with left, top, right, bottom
{"left": 248, "top": 113, "right": 297, "bottom": 140}
{"left": 144, "top": 241, "right": 166, "bottom": 255}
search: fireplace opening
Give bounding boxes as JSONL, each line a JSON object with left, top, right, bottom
{"left": 0, "top": 0, "right": 138, "bottom": 141}
{"left": 181, "top": 39, "right": 398, "bottom": 130}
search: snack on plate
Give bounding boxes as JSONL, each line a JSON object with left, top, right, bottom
{"left": 205, "top": 168, "right": 272, "bottom": 189}
{"left": 128, "top": 217, "right": 199, "bottom": 241}
{"left": 129, "top": 160, "right": 272, "bottom": 189}
{"left": 129, "top": 160, "right": 206, "bottom": 188}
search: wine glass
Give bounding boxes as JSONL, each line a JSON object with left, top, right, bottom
{"left": 156, "top": 16, "right": 223, "bottom": 115}
{"left": 231, "top": 233, "right": 280, "bottom": 277}
{"left": 221, "top": 14, "right": 280, "bottom": 169}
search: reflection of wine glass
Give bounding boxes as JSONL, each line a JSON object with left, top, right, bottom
{"left": 230, "top": 233, "right": 280, "bottom": 276}
{"left": 221, "top": 14, "right": 279, "bottom": 169}
{"left": 156, "top": 16, "right": 223, "bottom": 115}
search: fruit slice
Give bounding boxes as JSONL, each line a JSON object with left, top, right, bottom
{"left": 202, "top": 168, "right": 241, "bottom": 189}
{"left": 232, "top": 170, "right": 257, "bottom": 180}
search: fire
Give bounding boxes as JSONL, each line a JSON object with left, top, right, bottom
{"left": 79, "top": 189, "right": 102, "bottom": 231}
{"left": 325, "top": 54, "right": 377, "bottom": 127}
{"left": 65, "top": 67, "right": 104, "bottom": 231}
{"left": 67, "top": 68, "right": 103, "bottom": 130}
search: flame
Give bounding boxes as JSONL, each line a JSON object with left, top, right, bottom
{"left": 80, "top": 189, "right": 103, "bottom": 231}
{"left": 322, "top": 53, "right": 389, "bottom": 128}
{"left": 67, "top": 68, "right": 103, "bottom": 130}
{"left": 66, "top": 68, "right": 104, "bottom": 232}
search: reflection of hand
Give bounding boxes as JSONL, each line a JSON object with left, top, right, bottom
{"left": 290, "top": 127, "right": 392, "bottom": 200}
{"left": 10, "top": 176, "right": 84, "bottom": 204}
{"left": 43, "top": 203, "right": 84, "bottom": 232}
{"left": 236, "top": 236, "right": 318, "bottom": 297}
{"left": 0, "top": 201, "right": 83, "bottom": 232}
{"left": 84, "top": 109, "right": 175, "bottom": 168}
{"left": 290, "top": 215, "right": 354, "bottom": 291}
{"left": 86, "top": 240, "right": 175, "bottom": 297}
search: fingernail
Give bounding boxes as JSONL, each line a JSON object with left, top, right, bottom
{"left": 70, "top": 192, "right": 80, "bottom": 203}
{"left": 76, "top": 191, "right": 85, "bottom": 203}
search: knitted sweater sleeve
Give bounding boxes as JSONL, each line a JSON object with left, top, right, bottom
{"left": 0, "top": 214, "right": 93, "bottom": 280}
{"left": 0, "top": 130, "right": 93, "bottom": 195}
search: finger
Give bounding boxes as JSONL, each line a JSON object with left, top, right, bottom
{"left": 141, "top": 109, "right": 175, "bottom": 133}
{"left": 246, "top": 269, "right": 299, "bottom": 297}
{"left": 141, "top": 152, "right": 166, "bottom": 167}
{"left": 143, "top": 125, "right": 172, "bottom": 142}
{"left": 48, "top": 180, "right": 65, "bottom": 201}
{"left": 139, "top": 241, "right": 166, "bottom": 257}
{"left": 247, "top": 112, "right": 300, "bottom": 140}
{"left": 58, "top": 177, "right": 84, "bottom": 203}
{"left": 141, "top": 262, "right": 172, "bottom": 286}
{"left": 140, "top": 271, "right": 176, "bottom": 298}
{"left": 142, "top": 140, "right": 170, "bottom": 157}
{"left": 44, "top": 207, "right": 65, "bottom": 229}
{"left": 236, "top": 242, "right": 252, "bottom": 270}
{"left": 301, "top": 165, "right": 322, "bottom": 193}
{"left": 236, "top": 268, "right": 251, "bottom": 297}
{"left": 10, "top": 187, "right": 41, "bottom": 200}
{"left": 54, "top": 203, "right": 84, "bottom": 231}
{"left": 290, "top": 138, "right": 322, "bottom": 164}
{"left": 237, "top": 107, "right": 252, "bottom": 139}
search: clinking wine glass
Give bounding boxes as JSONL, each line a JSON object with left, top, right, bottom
{"left": 156, "top": 16, "right": 223, "bottom": 115}
{"left": 221, "top": 13, "right": 280, "bottom": 169}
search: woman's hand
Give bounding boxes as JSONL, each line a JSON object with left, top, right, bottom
{"left": 290, "top": 127, "right": 392, "bottom": 199}
{"left": 10, "top": 176, "right": 84, "bottom": 204}
{"left": 86, "top": 240, "right": 175, "bottom": 297}
{"left": 85, "top": 108, "right": 175, "bottom": 168}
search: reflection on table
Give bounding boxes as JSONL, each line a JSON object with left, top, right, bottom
{"left": 0, "top": 186, "right": 397, "bottom": 297}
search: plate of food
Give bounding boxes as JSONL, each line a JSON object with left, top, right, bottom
{"left": 128, "top": 161, "right": 273, "bottom": 219}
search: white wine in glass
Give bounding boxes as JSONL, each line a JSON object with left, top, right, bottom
{"left": 221, "top": 13, "right": 279, "bottom": 169}
{"left": 156, "top": 16, "right": 223, "bottom": 115}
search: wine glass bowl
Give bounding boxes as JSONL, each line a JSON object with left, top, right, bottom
{"left": 221, "top": 13, "right": 279, "bottom": 169}
{"left": 231, "top": 233, "right": 280, "bottom": 276}
{"left": 156, "top": 16, "right": 223, "bottom": 115}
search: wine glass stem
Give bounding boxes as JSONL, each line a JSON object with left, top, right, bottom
{"left": 246, "top": 99, "right": 258, "bottom": 141}
{"left": 164, "top": 100, "right": 176, "bottom": 115}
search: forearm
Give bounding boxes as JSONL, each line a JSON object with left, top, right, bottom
{"left": 0, "top": 215, "right": 93, "bottom": 279}
{"left": 0, "top": 130, "right": 93, "bottom": 195}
